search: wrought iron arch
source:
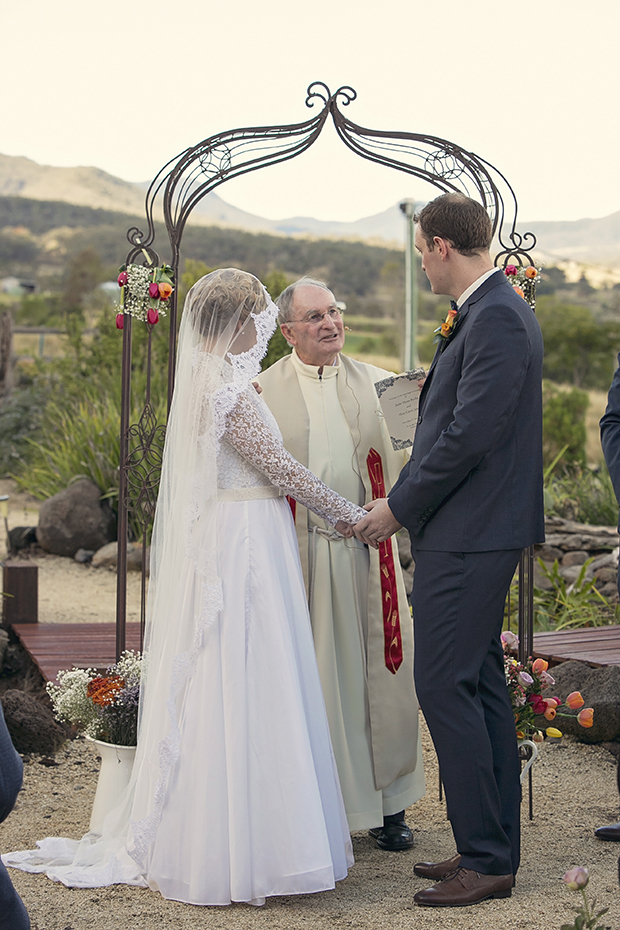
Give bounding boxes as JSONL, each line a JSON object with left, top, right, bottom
{"left": 117, "top": 81, "right": 537, "bottom": 662}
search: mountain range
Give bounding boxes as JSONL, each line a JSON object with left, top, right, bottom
{"left": 2, "top": 153, "right": 620, "bottom": 278}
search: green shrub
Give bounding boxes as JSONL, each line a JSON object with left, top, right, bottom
{"left": 545, "top": 465, "right": 619, "bottom": 526}
{"left": 542, "top": 381, "right": 588, "bottom": 470}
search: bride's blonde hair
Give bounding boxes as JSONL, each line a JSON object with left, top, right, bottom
{"left": 188, "top": 268, "right": 268, "bottom": 339}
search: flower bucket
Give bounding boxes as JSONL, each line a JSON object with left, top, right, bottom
{"left": 85, "top": 736, "right": 136, "bottom": 834}
{"left": 517, "top": 738, "right": 539, "bottom": 784}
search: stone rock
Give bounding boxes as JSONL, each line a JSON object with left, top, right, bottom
{"left": 8, "top": 526, "right": 37, "bottom": 551}
{"left": 1, "top": 690, "right": 69, "bottom": 754}
{"left": 594, "top": 567, "right": 617, "bottom": 584}
{"left": 543, "top": 660, "right": 620, "bottom": 743}
{"left": 0, "top": 628, "right": 8, "bottom": 667}
{"left": 562, "top": 550, "right": 589, "bottom": 567}
{"left": 591, "top": 552, "right": 617, "bottom": 571}
{"left": 92, "top": 541, "right": 149, "bottom": 574}
{"left": 536, "top": 545, "right": 563, "bottom": 562}
{"left": 36, "top": 479, "right": 116, "bottom": 558}
{"left": 533, "top": 561, "right": 554, "bottom": 591}
{"left": 559, "top": 563, "right": 593, "bottom": 584}
{"left": 74, "top": 548, "right": 95, "bottom": 564}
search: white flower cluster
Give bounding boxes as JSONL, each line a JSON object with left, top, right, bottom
{"left": 46, "top": 667, "right": 99, "bottom": 734}
{"left": 116, "top": 264, "right": 169, "bottom": 322}
{"left": 114, "top": 649, "right": 141, "bottom": 685}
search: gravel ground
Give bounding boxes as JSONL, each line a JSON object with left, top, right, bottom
{"left": 2, "top": 477, "right": 620, "bottom": 928}
{"left": 2, "top": 723, "right": 620, "bottom": 930}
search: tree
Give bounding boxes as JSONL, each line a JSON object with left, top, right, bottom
{"left": 536, "top": 297, "right": 620, "bottom": 389}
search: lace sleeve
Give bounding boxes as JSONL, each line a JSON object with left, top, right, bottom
{"left": 224, "top": 392, "right": 366, "bottom": 526}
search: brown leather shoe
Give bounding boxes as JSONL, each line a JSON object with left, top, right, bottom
{"left": 414, "top": 867, "right": 513, "bottom": 907}
{"left": 414, "top": 854, "right": 461, "bottom": 880}
{"left": 594, "top": 821, "right": 620, "bottom": 841}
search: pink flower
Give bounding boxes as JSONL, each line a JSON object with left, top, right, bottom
{"left": 147, "top": 308, "right": 159, "bottom": 325}
{"left": 563, "top": 866, "right": 588, "bottom": 890}
{"left": 566, "top": 691, "right": 585, "bottom": 710}
{"left": 501, "top": 631, "right": 518, "bottom": 651}
{"left": 117, "top": 271, "right": 128, "bottom": 286}
{"left": 148, "top": 282, "right": 160, "bottom": 298}
{"left": 540, "top": 670, "right": 555, "bottom": 686}
{"left": 504, "top": 265, "right": 518, "bottom": 276}
{"left": 115, "top": 313, "right": 124, "bottom": 330}
{"left": 577, "top": 707, "right": 594, "bottom": 728}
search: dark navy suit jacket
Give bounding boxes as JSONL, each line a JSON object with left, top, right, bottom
{"left": 389, "top": 271, "right": 545, "bottom": 551}
{"left": 600, "top": 352, "right": 620, "bottom": 528}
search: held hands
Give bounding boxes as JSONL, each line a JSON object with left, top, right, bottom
{"left": 335, "top": 520, "right": 355, "bottom": 537}
{"left": 353, "top": 498, "right": 402, "bottom": 549}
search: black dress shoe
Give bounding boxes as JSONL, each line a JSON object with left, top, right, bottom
{"left": 369, "top": 819, "right": 414, "bottom": 851}
{"left": 595, "top": 821, "right": 620, "bottom": 841}
{"left": 414, "top": 867, "right": 513, "bottom": 907}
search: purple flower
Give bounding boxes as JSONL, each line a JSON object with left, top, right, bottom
{"left": 518, "top": 671, "right": 533, "bottom": 687}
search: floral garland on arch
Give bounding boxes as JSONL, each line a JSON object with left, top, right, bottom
{"left": 501, "top": 631, "right": 593, "bottom": 742}
{"left": 115, "top": 262, "right": 174, "bottom": 329}
{"left": 503, "top": 262, "right": 541, "bottom": 308}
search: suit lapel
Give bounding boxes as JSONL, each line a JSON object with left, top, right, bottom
{"left": 420, "top": 271, "right": 507, "bottom": 402}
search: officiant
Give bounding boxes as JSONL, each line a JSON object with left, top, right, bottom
{"left": 258, "top": 278, "right": 425, "bottom": 850}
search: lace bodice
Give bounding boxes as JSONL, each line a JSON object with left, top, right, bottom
{"left": 223, "top": 387, "right": 366, "bottom": 527}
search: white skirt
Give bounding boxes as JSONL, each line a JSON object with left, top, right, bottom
{"left": 4, "top": 497, "right": 353, "bottom": 905}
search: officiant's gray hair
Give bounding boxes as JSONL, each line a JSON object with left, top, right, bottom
{"left": 276, "top": 277, "right": 333, "bottom": 324}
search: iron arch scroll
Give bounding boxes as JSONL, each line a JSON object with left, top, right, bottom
{"left": 116, "top": 81, "right": 538, "bottom": 657}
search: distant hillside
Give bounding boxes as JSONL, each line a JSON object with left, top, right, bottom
{"left": 2, "top": 152, "right": 620, "bottom": 271}
{"left": 0, "top": 196, "right": 406, "bottom": 312}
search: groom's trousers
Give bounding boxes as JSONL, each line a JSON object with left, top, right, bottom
{"left": 411, "top": 548, "right": 521, "bottom": 877}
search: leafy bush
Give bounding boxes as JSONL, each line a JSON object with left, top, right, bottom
{"left": 545, "top": 466, "right": 619, "bottom": 526}
{"left": 534, "top": 559, "right": 614, "bottom": 630}
{"left": 542, "top": 381, "right": 588, "bottom": 470}
{"left": 0, "top": 386, "right": 44, "bottom": 477}
{"left": 537, "top": 297, "right": 620, "bottom": 390}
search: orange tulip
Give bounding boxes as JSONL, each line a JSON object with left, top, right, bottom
{"left": 158, "top": 281, "right": 173, "bottom": 300}
{"left": 532, "top": 658, "right": 548, "bottom": 673}
{"left": 513, "top": 285, "right": 525, "bottom": 298}
{"left": 440, "top": 322, "right": 452, "bottom": 337}
{"left": 566, "top": 691, "right": 585, "bottom": 710}
{"left": 543, "top": 705, "right": 557, "bottom": 721}
{"left": 577, "top": 707, "right": 594, "bottom": 728}
{"left": 525, "top": 266, "right": 537, "bottom": 279}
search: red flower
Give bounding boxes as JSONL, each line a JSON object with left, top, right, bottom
{"left": 527, "top": 694, "right": 547, "bottom": 715}
{"left": 115, "top": 313, "right": 124, "bottom": 330}
{"left": 117, "top": 271, "right": 128, "bottom": 286}
{"left": 504, "top": 265, "right": 518, "bottom": 276}
{"left": 147, "top": 308, "right": 159, "bottom": 325}
{"left": 148, "top": 282, "right": 160, "bottom": 298}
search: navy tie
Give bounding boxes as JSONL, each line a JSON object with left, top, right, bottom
{"left": 450, "top": 300, "right": 458, "bottom": 313}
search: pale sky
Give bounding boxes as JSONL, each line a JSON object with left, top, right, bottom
{"left": 4, "top": 0, "right": 619, "bottom": 225}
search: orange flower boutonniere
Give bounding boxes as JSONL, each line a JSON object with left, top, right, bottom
{"left": 434, "top": 305, "right": 458, "bottom": 350}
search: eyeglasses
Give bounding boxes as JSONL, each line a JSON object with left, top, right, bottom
{"left": 286, "top": 307, "right": 343, "bottom": 327}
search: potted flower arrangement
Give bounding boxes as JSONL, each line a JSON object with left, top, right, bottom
{"left": 47, "top": 651, "right": 141, "bottom": 833}
{"left": 501, "top": 631, "right": 594, "bottom": 742}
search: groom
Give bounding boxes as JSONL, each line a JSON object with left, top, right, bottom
{"left": 354, "top": 193, "right": 544, "bottom": 907}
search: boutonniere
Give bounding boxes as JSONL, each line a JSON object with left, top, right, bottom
{"left": 433, "top": 303, "right": 458, "bottom": 350}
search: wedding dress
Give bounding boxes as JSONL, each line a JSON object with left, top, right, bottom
{"left": 3, "top": 269, "right": 365, "bottom": 906}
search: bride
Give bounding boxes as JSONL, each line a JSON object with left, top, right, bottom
{"left": 4, "top": 268, "right": 366, "bottom": 906}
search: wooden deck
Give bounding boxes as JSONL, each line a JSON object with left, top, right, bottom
{"left": 9, "top": 621, "right": 620, "bottom": 683}
{"left": 11, "top": 622, "right": 142, "bottom": 682}
{"left": 533, "top": 625, "right": 620, "bottom": 667}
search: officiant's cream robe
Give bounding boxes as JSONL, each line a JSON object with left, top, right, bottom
{"left": 258, "top": 350, "right": 425, "bottom": 830}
